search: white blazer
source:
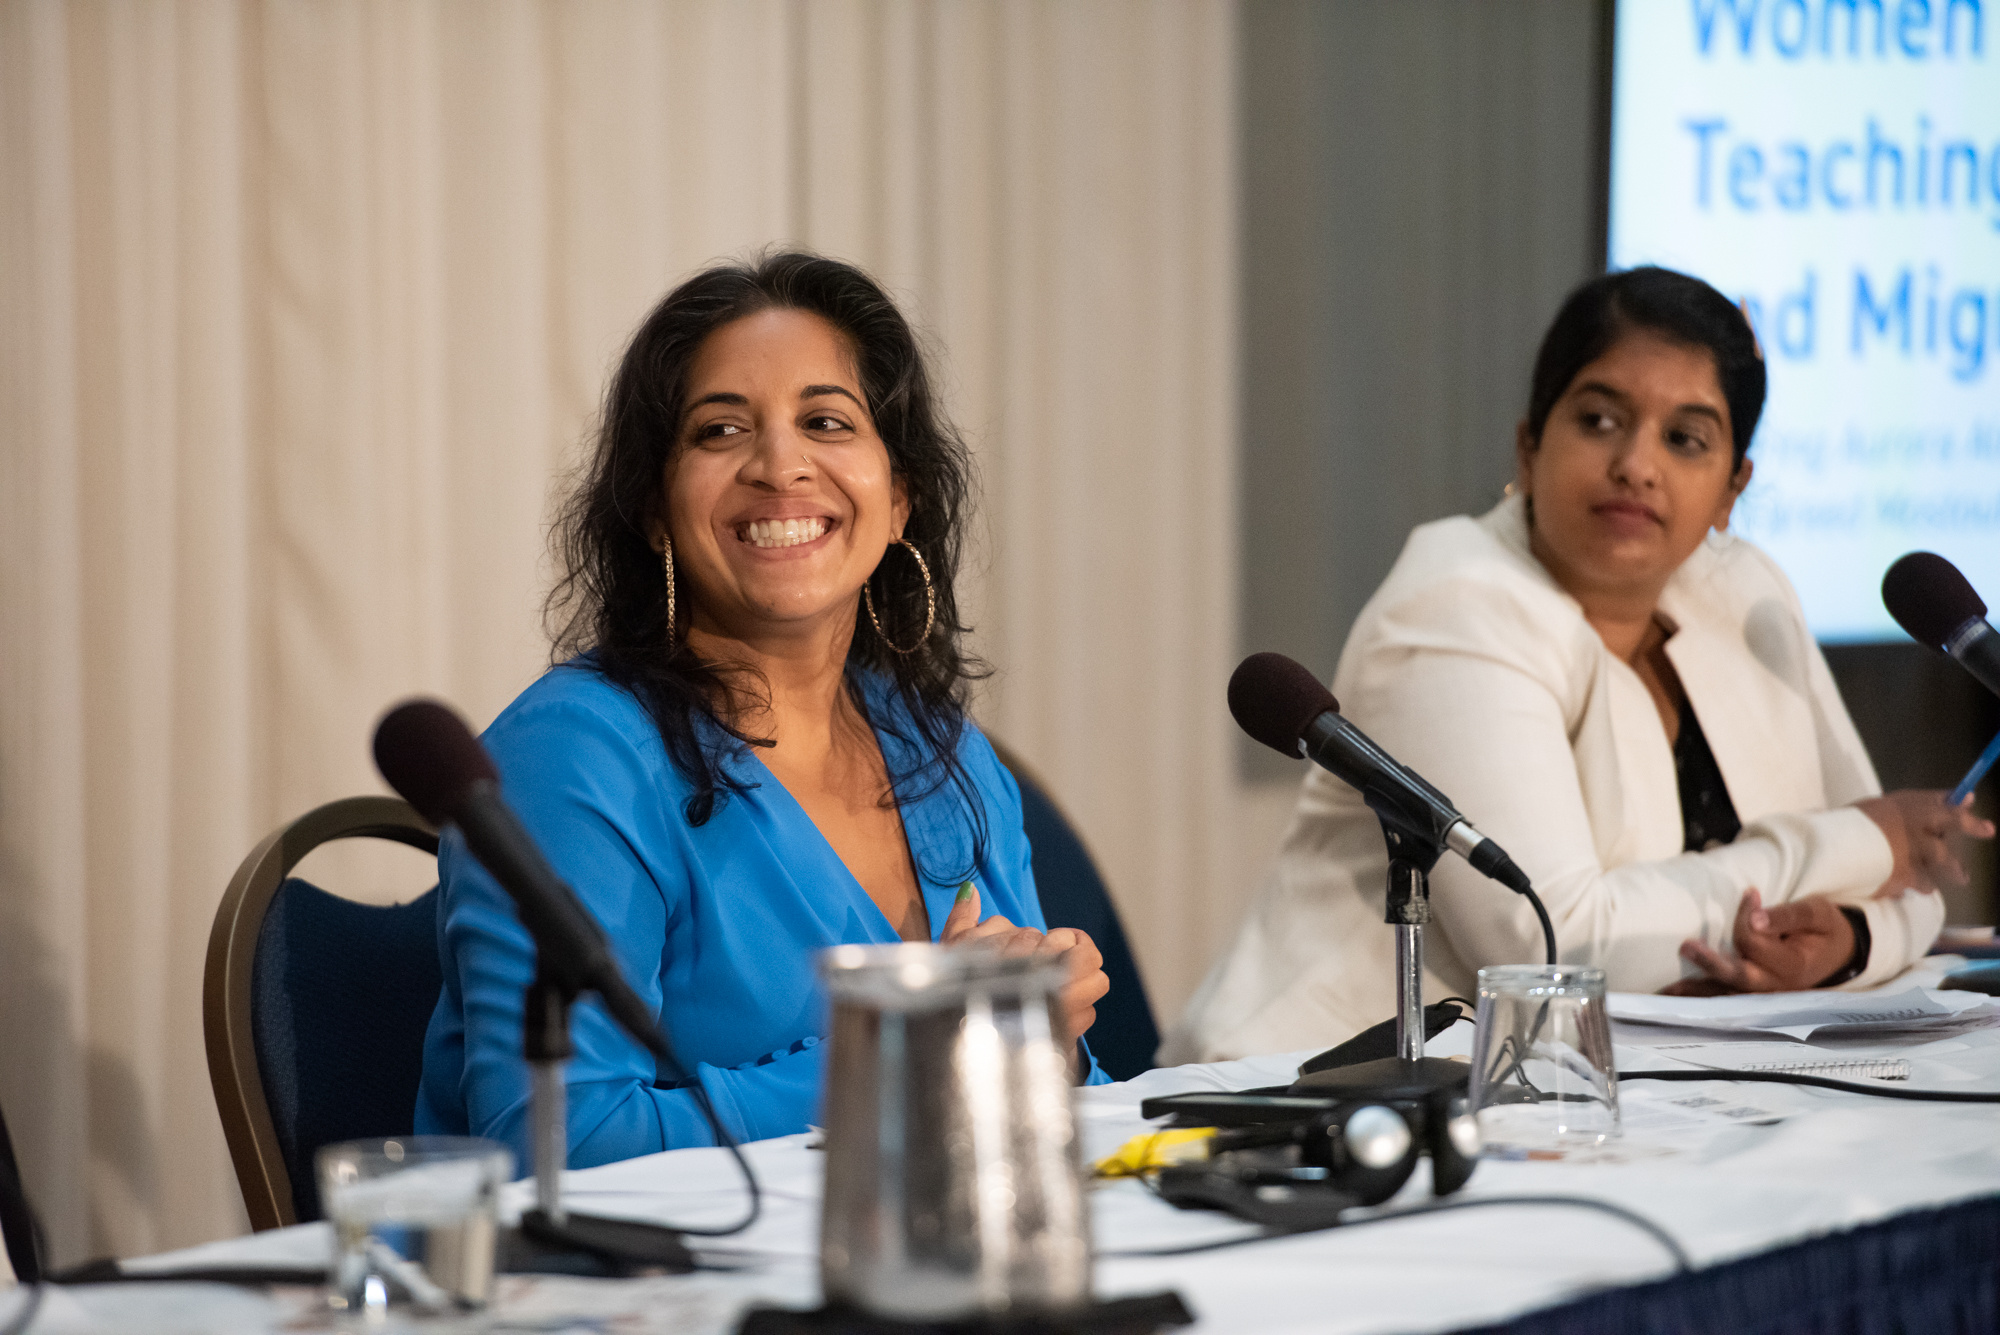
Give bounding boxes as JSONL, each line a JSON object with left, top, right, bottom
{"left": 1166, "top": 495, "right": 1942, "bottom": 1063}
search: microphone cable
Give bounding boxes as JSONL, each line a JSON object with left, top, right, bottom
{"left": 1103, "top": 1177, "right": 1690, "bottom": 1272}
{"left": 681, "top": 1086, "right": 764, "bottom": 1240}
{"left": 1364, "top": 1194, "right": 1689, "bottom": 1270}
{"left": 628, "top": 1020, "right": 764, "bottom": 1240}
{"left": 1621, "top": 1067, "right": 2000, "bottom": 1103}
{"left": 1524, "top": 887, "right": 1556, "bottom": 966}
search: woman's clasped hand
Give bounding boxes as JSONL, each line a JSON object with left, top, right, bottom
{"left": 938, "top": 883, "right": 1110, "bottom": 1048}
{"left": 1670, "top": 890, "right": 1859, "bottom": 996}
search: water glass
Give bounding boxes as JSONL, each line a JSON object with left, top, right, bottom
{"left": 1469, "top": 965, "right": 1619, "bottom": 1150}
{"left": 317, "top": 1136, "right": 513, "bottom": 1315}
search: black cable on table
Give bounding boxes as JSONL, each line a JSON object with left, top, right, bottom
{"left": 1358, "top": 1195, "right": 1690, "bottom": 1271}
{"left": 1103, "top": 1187, "right": 1689, "bottom": 1272}
{"left": 1622, "top": 1068, "right": 2000, "bottom": 1103}
{"left": 647, "top": 1029, "right": 763, "bottom": 1238}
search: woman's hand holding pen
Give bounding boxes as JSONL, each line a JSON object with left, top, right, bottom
{"left": 939, "top": 882, "right": 1110, "bottom": 1048}
{"left": 1670, "top": 794, "right": 1993, "bottom": 996}
{"left": 1855, "top": 790, "right": 1994, "bottom": 897}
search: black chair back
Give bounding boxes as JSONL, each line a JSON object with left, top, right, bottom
{"left": 251, "top": 880, "right": 442, "bottom": 1221}
{"left": 0, "top": 1094, "right": 42, "bottom": 1284}
{"left": 206, "top": 795, "right": 439, "bottom": 1230}
{"left": 1007, "top": 764, "right": 1161, "bottom": 1080}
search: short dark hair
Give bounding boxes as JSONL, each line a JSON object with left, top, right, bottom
{"left": 1524, "top": 266, "right": 1765, "bottom": 468}
{"left": 548, "top": 252, "right": 987, "bottom": 867}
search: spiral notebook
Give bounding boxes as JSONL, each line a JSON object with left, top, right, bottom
{"left": 1639, "top": 1040, "right": 1910, "bottom": 1081}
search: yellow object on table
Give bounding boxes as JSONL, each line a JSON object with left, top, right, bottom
{"left": 1092, "top": 1127, "right": 1217, "bottom": 1178}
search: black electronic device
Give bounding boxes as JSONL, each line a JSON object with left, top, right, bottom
{"left": 1305, "top": 1085, "right": 1479, "bottom": 1199}
{"left": 1154, "top": 1161, "right": 1359, "bottom": 1229}
{"left": 1141, "top": 1082, "right": 1478, "bottom": 1210}
{"left": 1139, "top": 1091, "right": 1343, "bottom": 1126}
{"left": 1941, "top": 961, "right": 2000, "bottom": 996}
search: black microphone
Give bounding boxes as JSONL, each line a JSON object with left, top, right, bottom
{"left": 1883, "top": 552, "right": 2000, "bottom": 699}
{"left": 1229, "top": 652, "right": 1535, "bottom": 896}
{"left": 372, "top": 699, "right": 668, "bottom": 1059}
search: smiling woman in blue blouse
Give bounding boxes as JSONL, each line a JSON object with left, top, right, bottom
{"left": 415, "top": 253, "right": 1111, "bottom": 1170}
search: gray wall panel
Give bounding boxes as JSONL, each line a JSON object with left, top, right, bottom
{"left": 1238, "top": 0, "right": 1603, "bottom": 774}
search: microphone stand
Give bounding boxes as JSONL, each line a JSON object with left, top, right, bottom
{"left": 507, "top": 968, "right": 695, "bottom": 1275}
{"left": 1295, "top": 812, "right": 1469, "bottom": 1096}
{"left": 522, "top": 975, "right": 576, "bottom": 1227}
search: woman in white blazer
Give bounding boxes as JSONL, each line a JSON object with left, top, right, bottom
{"left": 1168, "top": 267, "right": 1990, "bottom": 1063}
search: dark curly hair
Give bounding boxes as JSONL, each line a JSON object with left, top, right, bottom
{"left": 1525, "top": 265, "right": 1766, "bottom": 469}
{"left": 547, "top": 252, "right": 987, "bottom": 872}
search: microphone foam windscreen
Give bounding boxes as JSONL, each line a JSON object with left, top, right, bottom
{"left": 1229, "top": 652, "right": 1340, "bottom": 758}
{"left": 372, "top": 698, "right": 498, "bottom": 826}
{"left": 1882, "top": 552, "right": 1987, "bottom": 648}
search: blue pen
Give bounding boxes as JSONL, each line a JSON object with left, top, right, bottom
{"left": 1950, "top": 728, "right": 2000, "bottom": 807}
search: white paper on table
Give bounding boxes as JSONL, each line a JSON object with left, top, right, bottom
{"left": 1608, "top": 987, "right": 2000, "bottom": 1042}
{"left": 1617, "top": 1083, "right": 1789, "bottom": 1132}
{"left": 1481, "top": 1082, "right": 1790, "bottom": 1164}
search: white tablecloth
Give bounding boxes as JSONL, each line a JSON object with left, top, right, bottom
{"left": 28, "top": 958, "right": 2000, "bottom": 1334}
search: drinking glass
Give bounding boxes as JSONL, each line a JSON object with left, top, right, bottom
{"left": 317, "top": 1136, "right": 513, "bottom": 1316}
{"left": 1469, "top": 965, "right": 1618, "bottom": 1150}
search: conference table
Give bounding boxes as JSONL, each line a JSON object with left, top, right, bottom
{"left": 25, "top": 957, "right": 2000, "bottom": 1333}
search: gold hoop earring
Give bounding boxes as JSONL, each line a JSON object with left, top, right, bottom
{"left": 661, "top": 536, "right": 677, "bottom": 652}
{"left": 864, "top": 538, "right": 936, "bottom": 655}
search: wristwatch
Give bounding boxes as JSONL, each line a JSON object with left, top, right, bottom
{"left": 1815, "top": 906, "right": 1872, "bottom": 989}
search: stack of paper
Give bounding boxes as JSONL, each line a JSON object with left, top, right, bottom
{"left": 1608, "top": 987, "right": 2000, "bottom": 1043}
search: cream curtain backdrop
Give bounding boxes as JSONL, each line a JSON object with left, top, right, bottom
{"left": 0, "top": 0, "right": 1270, "bottom": 1262}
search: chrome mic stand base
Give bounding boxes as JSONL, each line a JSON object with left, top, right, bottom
{"left": 509, "top": 1209, "right": 695, "bottom": 1276}
{"left": 503, "top": 975, "right": 695, "bottom": 1277}
{"left": 1292, "top": 833, "right": 1468, "bottom": 1098}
